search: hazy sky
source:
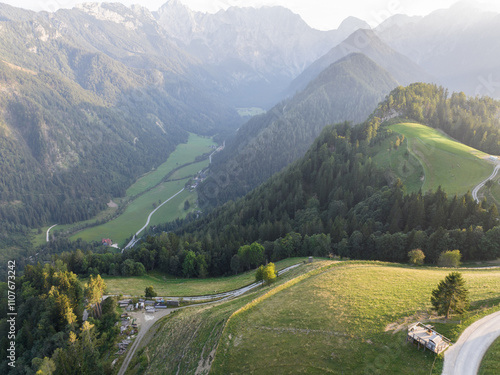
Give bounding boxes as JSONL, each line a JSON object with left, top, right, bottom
{"left": 5, "top": 0, "right": 500, "bottom": 29}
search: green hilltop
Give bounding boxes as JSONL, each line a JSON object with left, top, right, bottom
{"left": 372, "top": 122, "right": 494, "bottom": 197}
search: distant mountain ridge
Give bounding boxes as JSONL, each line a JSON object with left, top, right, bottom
{"left": 201, "top": 52, "right": 398, "bottom": 204}
{"left": 154, "top": 0, "right": 370, "bottom": 107}
{"left": 376, "top": 2, "right": 500, "bottom": 98}
{"left": 287, "top": 29, "right": 434, "bottom": 96}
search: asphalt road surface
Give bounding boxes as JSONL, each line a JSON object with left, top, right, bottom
{"left": 472, "top": 163, "right": 500, "bottom": 203}
{"left": 442, "top": 310, "right": 500, "bottom": 375}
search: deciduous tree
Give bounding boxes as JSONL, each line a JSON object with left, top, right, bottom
{"left": 145, "top": 285, "right": 157, "bottom": 298}
{"left": 438, "top": 250, "right": 462, "bottom": 268}
{"left": 408, "top": 249, "right": 425, "bottom": 265}
{"left": 85, "top": 274, "right": 106, "bottom": 318}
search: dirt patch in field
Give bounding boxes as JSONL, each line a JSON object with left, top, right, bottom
{"left": 385, "top": 312, "right": 460, "bottom": 334}
{"left": 107, "top": 200, "right": 118, "bottom": 208}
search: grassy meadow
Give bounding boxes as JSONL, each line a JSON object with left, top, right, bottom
{"left": 126, "top": 133, "right": 215, "bottom": 197}
{"left": 62, "top": 134, "right": 214, "bottom": 246}
{"left": 211, "top": 262, "right": 500, "bottom": 374}
{"left": 70, "top": 179, "right": 190, "bottom": 245}
{"left": 479, "top": 335, "right": 500, "bottom": 374}
{"left": 387, "top": 123, "right": 493, "bottom": 196}
{"left": 102, "top": 258, "right": 310, "bottom": 297}
{"left": 123, "top": 260, "right": 328, "bottom": 375}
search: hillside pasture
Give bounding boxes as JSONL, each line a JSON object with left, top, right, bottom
{"left": 211, "top": 263, "right": 500, "bottom": 374}
{"left": 387, "top": 122, "right": 493, "bottom": 197}
{"left": 123, "top": 260, "right": 327, "bottom": 375}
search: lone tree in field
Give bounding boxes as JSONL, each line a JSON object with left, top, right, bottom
{"left": 431, "top": 272, "right": 469, "bottom": 320}
{"left": 145, "top": 285, "right": 157, "bottom": 299}
{"left": 438, "top": 250, "right": 462, "bottom": 268}
{"left": 408, "top": 249, "right": 425, "bottom": 265}
{"left": 262, "top": 263, "right": 277, "bottom": 285}
{"left": 255, "top": 263, "right": 277, "bottom": 286}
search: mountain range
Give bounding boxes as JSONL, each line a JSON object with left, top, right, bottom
{"left": 0, "top": 0, "right": 500, "bottom": 251}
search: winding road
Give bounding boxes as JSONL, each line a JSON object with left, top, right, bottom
{"left": 116, "top": 263, "right": 301, "bottom": 375}
{"left": 123, "top": 188, "right": 185, "bottom": 250}
{"left": 442, "top": 310, "right": 500, "bottom": 375}
{"left": 46, "top": 224, "right": 58, "bottom": 242}
{"left": 472, "top": 163, "right": 500, "bottom": 203}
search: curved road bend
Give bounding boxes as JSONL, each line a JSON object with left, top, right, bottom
{"left": 46, "top": 224, "right": 58, "bottom": 242}
{"left": 116, "top": 263, "right": 301, "bottom": 375}
{"left": 472, "top": 163, "right": 500, "bottom": 203}
{"left": 442, "top": 310, "right": 500, "bottom": 375}
{"left": 123, "top": 188, "right": 185, "bottom": 250}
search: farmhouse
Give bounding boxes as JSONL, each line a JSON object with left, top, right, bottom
{"left": 407, "top": 322, "right": 451, "bottom": 354}
{"left": 102, "top": 238, "right": 113, "bottom": 246}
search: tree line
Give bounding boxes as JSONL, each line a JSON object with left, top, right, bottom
{"left": 376, "top": 82, "right": 500, "bottom": 155}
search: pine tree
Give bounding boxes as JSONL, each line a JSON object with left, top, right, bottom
{"left": 431, "top": 272, "right": 469, "bottom": 319}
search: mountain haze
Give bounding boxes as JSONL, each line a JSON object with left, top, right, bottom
{"left": 155, "top": 0, "right": 370, "bottom": 107}
{"left": 377, "top": 2, "right": 500, "bottom": 97}
{"left": 288, "top": 28, "right": 433, "bottom": 96}
{"left": 201, "top": 53, "right": 398, "bottom": 204}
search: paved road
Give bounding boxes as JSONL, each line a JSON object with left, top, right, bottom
{"left": 472, "top": 163, "right": 500, "bottom": 203}
{"left": 442, "top": 310, "right": 500, "bottom": 375}
{"left": 123, "top": 188, "right": 185, "bottom": 250}
{"left": 116, "top": 263, "right": 301, "bottom": 375}
{"left": 162, "top": 263, "right": 301, "bottom": 302}
{"left": 46, "top": 224, "right": 58, "bottom": 242}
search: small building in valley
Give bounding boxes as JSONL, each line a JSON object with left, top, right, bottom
{"left": 102, "top": 238, "right": 113, "bottom": 246}
{"left": 407, "top": 322, "right": 451, "bottom": 354}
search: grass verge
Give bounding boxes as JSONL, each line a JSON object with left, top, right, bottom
{"left": 479, "top": 335, "right": 500, "bottom": 374}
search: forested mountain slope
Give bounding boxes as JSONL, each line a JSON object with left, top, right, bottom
{"left": 200, "top": 53, "right": 398, "bottom": 205}
{"left": 0, "top": 3, "right": 239, "bottom": 254}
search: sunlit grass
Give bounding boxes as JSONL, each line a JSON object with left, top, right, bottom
{"left": 388, "top": 122, "right": 492, "bottom": 196}
{"left": 212, "top": 263, "right": 500, "bottom": 374}
{"left": 479, "top": 335, "right": 500, "bottom": 375}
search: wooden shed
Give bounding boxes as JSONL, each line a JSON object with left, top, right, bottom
{"left": 407, "top": 322, "right": 451, "bottom": 354}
